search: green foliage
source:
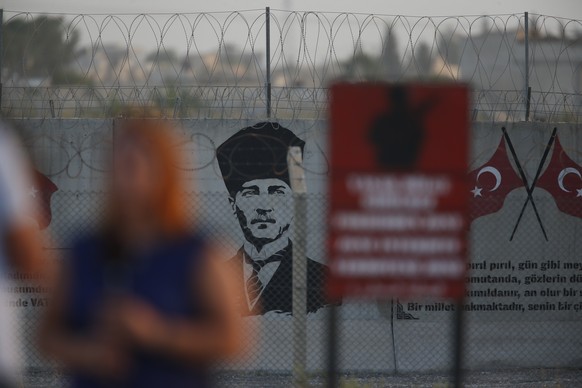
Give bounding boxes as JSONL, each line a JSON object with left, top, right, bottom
{"left": 145, "top": 48, "right": 179, "bottom": 64}
{"left": 341, "top": 51, "right": 380, "bottom": 80}
{"left": 3, "top": 16, "right": 81, "bottom": 83}
{"left": 340, "top": 378, "right": 372, "bottom": 388}
{"left": 51, "top": 70, "right": 92, "bottom": 86}
{"left": 149, "top": 85, "right": 202, "bottom": 118}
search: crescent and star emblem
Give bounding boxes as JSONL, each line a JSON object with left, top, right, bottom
{"left": 557, "top": 167, "right": 582, "bottom": 197}
{"left": 471, "top": 166, "right": 502, "bottom": 197}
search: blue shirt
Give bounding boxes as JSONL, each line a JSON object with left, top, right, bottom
{"left": 64, "top": 232, "right": 211, "bottom": 388}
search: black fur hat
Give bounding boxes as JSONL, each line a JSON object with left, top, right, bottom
{"left": 216, "top": 122, "right": 305, "bottom": 196}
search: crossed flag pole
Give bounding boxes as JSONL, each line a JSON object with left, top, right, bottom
{"left": 501, "top": 126, "right": 557, "bottom": 241}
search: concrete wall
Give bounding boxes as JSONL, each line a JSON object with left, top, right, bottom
{"left": 14, "top": 118, "right": 582, "bottom": 372}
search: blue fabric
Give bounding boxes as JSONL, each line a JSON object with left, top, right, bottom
{"left": 64, "top": 232, "right": 211, "bottom": 388}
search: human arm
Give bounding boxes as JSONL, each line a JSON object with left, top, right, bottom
{"left": 37, "top": 261, "right": 128, "bottom": 378}
{"left": 112, "top": 243, "right": 243, "bottom": 362}
{"left": 0, "top": 128, "right": 44, "bottom": 275}
{"left": 4, "top": 222, "right": 45, "bottom": 275}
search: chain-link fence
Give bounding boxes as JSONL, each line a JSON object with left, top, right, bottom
{"left": 4, "top": 117, "right": 581, "bottom": 387}
{"left": 2, "top": 7, "right": 582, "bottom": 388}
{"left": 14, "top": 191, "right": 582, "bottom": 387}
{"left": 2, "top": 10, "right": 582, "bottom": 122}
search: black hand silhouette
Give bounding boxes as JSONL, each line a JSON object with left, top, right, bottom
{"left": 369, "top": 86, "right": 437, "bottom": 169}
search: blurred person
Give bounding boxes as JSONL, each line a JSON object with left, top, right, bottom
{"left": 39, "top": 119, "right": 241, "bottom": 388}
{"left": 0, "top": 122, "right": 44, "bottom": 388}
{"left": 216, "top": 122, "right": 331, "bottom": 316}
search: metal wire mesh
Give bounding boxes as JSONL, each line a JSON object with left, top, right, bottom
{"left": 3, "top": 117, "right": 580, "bottom": 387}
{"left": 2, "top": 8, "right": 582, "bottom": 388}
{"left": 2, "top": 10, "right": 582, "bottom": 121}
{"left": 15, "top": 191, "right": 582, "bottom": 387}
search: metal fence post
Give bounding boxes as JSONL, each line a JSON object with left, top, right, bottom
{"left": 289, "top": 146, "right": 307, "bottom": 387}
{"left": 452, "top": 299, "right": 465, "bottom": 388}
{"left": 326, "top": 304, "right": 339, "bottom": 388}
{"left": 265, "top": 7, "right": 272, "bottom": 119}
{"left": 524, "top": 11, "right": 530, "bottom": 121}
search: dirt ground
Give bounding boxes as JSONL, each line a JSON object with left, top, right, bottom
{"left": 215, "top": 369, "right": 582, "bottom": 387}
{"left": 24, "top": 368, "right": 582, "bottom": 387}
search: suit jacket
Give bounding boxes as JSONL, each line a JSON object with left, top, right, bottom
{"left": 226, "top": 242, "right": 330, "bottom": 316}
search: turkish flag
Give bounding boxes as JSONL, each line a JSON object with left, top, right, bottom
{"left": 28, "top": 170, "right": 58, "bottom": 229}
{"left": 468, "top": 137, "right": 524, "bottom": 221}
{"left": 536, "top": 136, "right": 582, "bottom": 219}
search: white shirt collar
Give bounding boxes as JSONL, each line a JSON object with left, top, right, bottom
{"left": 243, "top": 233, "right": 290, "bottom": 262}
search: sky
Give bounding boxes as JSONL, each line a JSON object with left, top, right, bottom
{"left": 2, "top": 0, "right": 581, "bottom": 66}
{"left": 2, "top": 0, "right": 581, "bottom": 18}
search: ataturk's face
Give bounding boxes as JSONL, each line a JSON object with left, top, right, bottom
{"left": 231, "top": 178, "right": 294, "bottom": 244}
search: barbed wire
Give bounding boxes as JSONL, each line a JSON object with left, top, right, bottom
{"left": 1, "top": 10, "right": 581, "bottom": 121}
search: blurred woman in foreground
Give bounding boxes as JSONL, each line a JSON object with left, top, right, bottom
{"left": 40, "top": 119, "right": 241, "bottom": 388}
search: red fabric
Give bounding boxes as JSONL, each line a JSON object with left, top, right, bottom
{"left": 536, "top": 136, "right": 582, "bottom": 219}
{"left": 29, "top": 170, "right": 58, "bottom": 229}
{"left": 468, "top": 137, "right": 523, "bottom": 221}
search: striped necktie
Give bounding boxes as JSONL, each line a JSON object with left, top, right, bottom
{"left": 245, "top": 254, "right": 284, "bottom": 309}
{"left": 246, "top": 266, "right": 263, "bottom": 309}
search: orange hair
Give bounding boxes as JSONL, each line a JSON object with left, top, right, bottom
{"left": 105, "top": 119, "right": 190, "bottom": 237}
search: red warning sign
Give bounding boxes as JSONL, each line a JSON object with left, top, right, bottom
{"left": 328, "top": 83, "right": 470, "bottom": 299}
